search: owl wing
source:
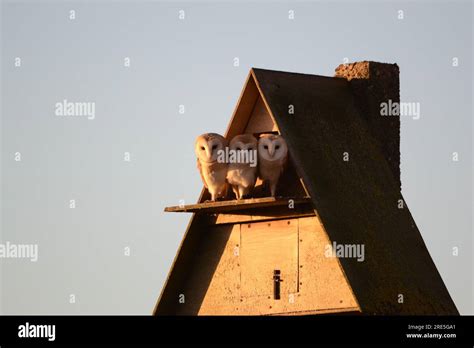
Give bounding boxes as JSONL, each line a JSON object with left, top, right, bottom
{"left": 197, "top": 159, "right": 208, "bottom": 189}
{"left": 280, "top": 152, "right": 289, "bottom": 175}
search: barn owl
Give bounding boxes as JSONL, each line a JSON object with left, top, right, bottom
{"left": 258, "top": 134, "right": 288, "bottom": 197}
{"left": 195, "top": 133, "right": 228, "bottom": 201}
{"left": 226, "top": 134, "right": 258, "bottom": 199}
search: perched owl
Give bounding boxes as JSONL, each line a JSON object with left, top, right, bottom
{"left": 195, "top": 133, "right": 228, "bottom": 201}
{"left": 226, "top": 134, "right": 258, "bottom": 199}
{"left": 258, "top": 134, "right": 288, "bottom": 197}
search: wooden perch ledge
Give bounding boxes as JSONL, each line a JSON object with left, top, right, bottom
{"left": 164, "top": 196, "right": 312, "bottom": 214}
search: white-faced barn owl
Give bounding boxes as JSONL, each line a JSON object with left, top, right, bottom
{"left": 258, "top": 134, "right": 288, "bottom": 197}
{"left": 195, "top": 133, "right": 228, "bottom": 201}
{"left": 226, "top": 134, "right": 258, "bottom": 199}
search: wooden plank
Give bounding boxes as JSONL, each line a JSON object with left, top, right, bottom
{"left": 297, "top": 216, "right": 359, "bottom": 311}
{"left": 267, "top": 307, "right": 361, "bottom": 316}
{"left": 240, "top": 219, "right": 298, "bottom": 298}
{"left": 214, "top": 205, "right": 315, "bottom": 225}
{"left": 164, "top": 196, "right": 312, "bottom": 213}
{"left": 238, "top": 216, "right": 360, "bottom": 315}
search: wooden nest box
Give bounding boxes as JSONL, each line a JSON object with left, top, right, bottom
{"left": 154, "top": 62, "right": 458, "bottom": 316}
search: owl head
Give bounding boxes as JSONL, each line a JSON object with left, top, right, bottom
{"left": 258, "top": 134, "right": 288, "bottom": 161}
{"left": 229, "top": 134, "right": 258, "bottom": 152}
{"left": 195, "top": 133, "right": 227, "bottom": 163}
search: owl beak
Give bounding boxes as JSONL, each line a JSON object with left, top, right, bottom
{"left": 205, "top": 147, "right": 212, "bottom": 159}
{"left": 268, "top": 147, "right": 275, "bottom": 157}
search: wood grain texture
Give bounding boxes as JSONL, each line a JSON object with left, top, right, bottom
{"left": 166, "top": 217, "right": 359, "bottom": 316}
{"left": 164, "top": 197, "right": 311, "bottom": 213}
{"left": 240, "top": 220, "right": 298, "bottom": 297}
{"left": 237, "top": 217, "right": 359, "bottom": 315}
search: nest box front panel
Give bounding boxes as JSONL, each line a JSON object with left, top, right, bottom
{"left": 178, "top": 223, "right": 241, "bottom": 316}
{"left": 240, "top": 220, "right": 298, "bottom": 298}
{"left": 174, "top": 216, "right": 359, "bottom": 315}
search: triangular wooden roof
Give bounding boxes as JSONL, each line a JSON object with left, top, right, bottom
{"left": 154, "top": 67, "right": 458, "bottom": 315}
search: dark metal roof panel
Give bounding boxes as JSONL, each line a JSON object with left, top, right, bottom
{"left": 252, "top": 68, "right": 458, "bottom": 315}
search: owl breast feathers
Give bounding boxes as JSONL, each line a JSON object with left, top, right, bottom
{"left": 226, "top": 134, "right": 258, "bottom": 200}
{"left": 195, "top": 133, "right": 228, "bottom": 201}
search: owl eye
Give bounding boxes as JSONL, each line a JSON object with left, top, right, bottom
{"left": 264, "top": 145, "right": 268, "bottom": 150}
{"left": 275, "top": 145, "right": 280, "bottom": 150}
{"left": 212, "top": 144, "right": 218, "bottom": 150}
{"left": 200, "top": 146, "right": 205, "bottom": 151}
